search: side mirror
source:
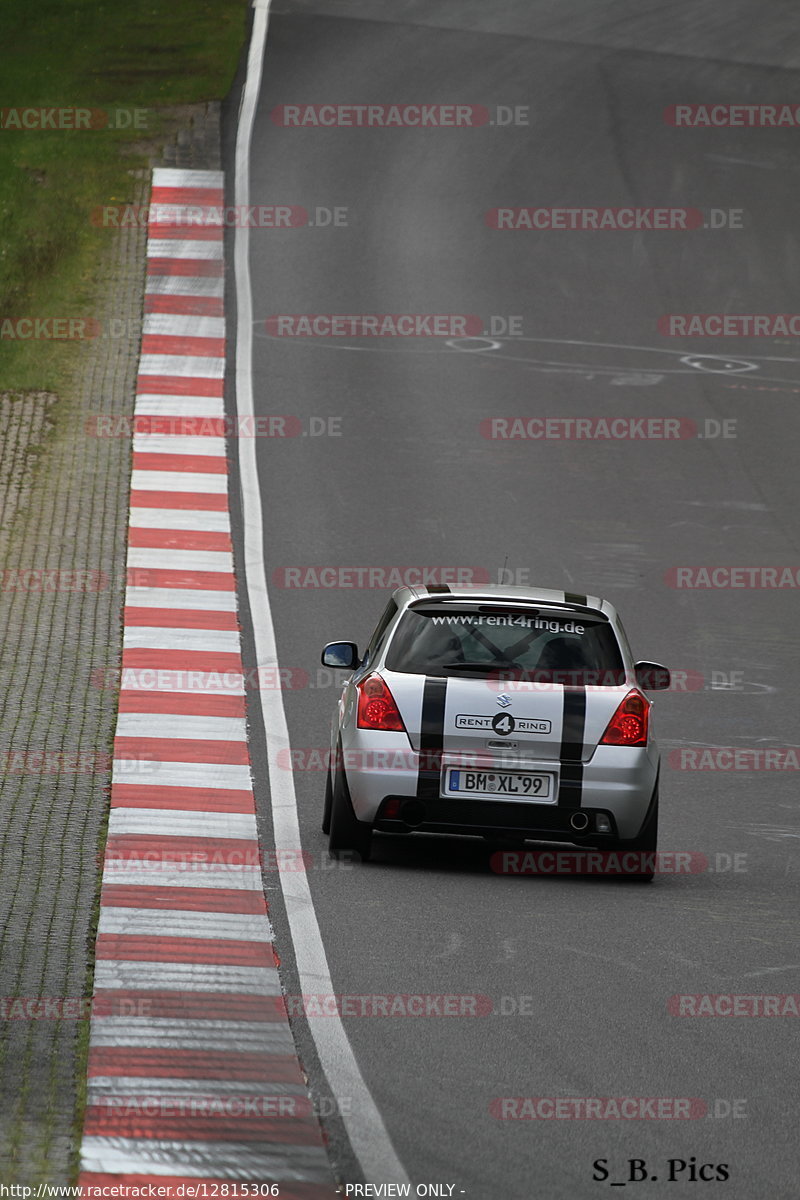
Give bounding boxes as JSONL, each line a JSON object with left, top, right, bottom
{"left": 321, "top": 641, "right": 360, "bottom": 670}
{"left": 634, "top": 661, "right": 671, "bottom": 691}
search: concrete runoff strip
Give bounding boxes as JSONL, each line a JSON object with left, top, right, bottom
{"left": 78, "top": 168, "right": 336, "bottom": 1197}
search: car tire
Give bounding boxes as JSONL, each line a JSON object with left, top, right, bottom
{"left": 328, "top": 762, "right": 372, "bottom": 862}
{"left": 322, "top": 765, "right": 333, "bottom": 834}
{"left": 613, "top": 786, "right": 658, "bottom": 882}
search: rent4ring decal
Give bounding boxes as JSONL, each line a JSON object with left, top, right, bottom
{"left": 455, "top": 714, "right": 552, "bottom": 735}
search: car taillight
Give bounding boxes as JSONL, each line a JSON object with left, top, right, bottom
{"left": 600, "top": 689, "right": 650, "bottom": 746}
{"left": 356, "top": 674, "right": 406, "bottom": 732}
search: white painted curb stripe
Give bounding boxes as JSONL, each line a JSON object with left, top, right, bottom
{"left": 132, "top": 434, "right": 227, "bottom": 457}
{"left": 115, "top": 712, "right": 247, "bottom": 740}
{"left": 100, "top": 872, "right": 262, "bottom": 893}
{"left": 129, "top": 508, "right": 232, "bottom": 532}
{"left": 146, "top": 239, "right": 224, "bottom": 259}
{"left": 97, "top": 909, "right": 271, "bottom": 942}
{"left": 122, "top": 628, "right": 240, "bottom": 653}
{"left": 81, "top": 1139, "right": 331, "bottom": 1181}
{"left": 130, "top": 470, "right": 229, "bottom": 493}
{"left": 94, "top": 961, "right": 281, "bottom": 994}
{"left": 125, "top": 587, "right": 237, "bottom": 610}
{"left": 139, "top": 353, "right": 226, "bottom": 377}
{"left": 134, "top": 396, "right": 226, "bottom": 417}
{"left": 143, "top": 314, "right": 226, "bottom": 338}
{"left": 126, "top": 547, "right": 233, "bottom": 572}
{"left": 146, "top": 275, "right": 224, "bottom": 297}
{"left": 108, "top": 807, "right": 255, "bottom": 837}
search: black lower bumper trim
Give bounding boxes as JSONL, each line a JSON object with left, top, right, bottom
{"left": 375, "top": 796, "right": 618, "bottom": 839}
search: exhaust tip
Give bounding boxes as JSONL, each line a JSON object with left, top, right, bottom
{"left": 569, "top": 812, "right": 590, "bottom": 832}
{"left": 399, "top": 800, "right": 426, "bottom": 828}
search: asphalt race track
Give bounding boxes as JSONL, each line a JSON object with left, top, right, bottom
{"left": 224, "top": 3, "right": 800, "bottom": 1196}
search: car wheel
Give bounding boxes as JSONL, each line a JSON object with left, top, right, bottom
{"left": 614, "top": 788, "right": 658, "bottom": 882}
{"left": 328, "top": 762, "right": 372, "bottom": 862}
{"left": 322, "top": 765, "right": 333, "bottom": 834}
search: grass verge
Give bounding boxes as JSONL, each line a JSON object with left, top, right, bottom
{"left": 1, "top": 0, "right": 249, "bottom": 393}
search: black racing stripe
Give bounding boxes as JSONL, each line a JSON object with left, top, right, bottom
{"left": 557, "top": 686, "right": 586, "bottom": 808}
{"left": 426, "top": 584, "right": 451, "bottom": 594}
{"left": 416, "top": 677, "right": 448, "bottom": 800}
{"left": 563, "top": 591, "right": 587, "bottom": 607}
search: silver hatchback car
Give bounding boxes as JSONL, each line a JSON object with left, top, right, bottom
{"left": 321, "top": 585, "right": 670, "bottom": 880}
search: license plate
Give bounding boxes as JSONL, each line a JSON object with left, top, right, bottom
{"left": 446, "top": 768, "right": 553, "bottom": 800}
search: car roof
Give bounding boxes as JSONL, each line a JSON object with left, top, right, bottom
{"left": 391, "top": 584, "right": 618, "bottom": 622}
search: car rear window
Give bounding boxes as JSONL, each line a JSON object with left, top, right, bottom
{"left": 384, "top": 605, "right": 625, "bottom": 684}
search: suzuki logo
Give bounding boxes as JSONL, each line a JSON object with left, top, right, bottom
{"left": 496, "top": 694, "right": 512, "bottom": 708}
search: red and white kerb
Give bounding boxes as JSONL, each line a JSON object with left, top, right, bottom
{"left": 78, "top": 168, "right": 334, "bottom": 1198}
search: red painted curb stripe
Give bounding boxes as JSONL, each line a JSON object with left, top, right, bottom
{"left": 113, "top": 737, "right": 249, "bottom": 766}
{"left": 95, "top": 934, "right": 276, "bottom": 967}
{"left": 123, "top": 607, "right": 239, "bottom": 631}
{"left": 129, "top": 416, "right": 230, "bottom": 437}
{"left": 145, "top": 294, "right": 225, "bottom": 317}
{"left": 118, "top": 694, "right": 246, "bottom": 719}
{"left": 91, "top": 991, "right": 285, "bottom": 1020}
{"left": 87, "top": 1049, "right": 304, "bottom": 1082}
{"left": 141, "top": 334, "right": 226, "bottom": 357}
{"left": 150, "top": 186, "right": 225, "bottom": 206}
{"left": 100, "top": 887, "right": 267, "bottom": 914}
{"left": 148, "top": 225, "right": 224, "bottom": 242}
{"left": 136, "top": 375, "right": 224, "bottom": 397}
{"left": 104, "top": 834, "right": 259, "bottom": 860}
{"left": 82, "top": 1112, "right": 322, "bottom": 1144}
{"left": 130, "top": 489, "right": 229, "bottom": 510}
{"left": 147, "top": 258, "right": 224, "bottom": 277}
{"left": 128, "top": 528, "right": 232, "bottom": 552}
{"left": 125, "top": 568, "right": 236, "bottom": 591}
{"left": 132, "top": 451, "right": 227, "bottom": 472}
{"left": 121, "top": 648, "right": 242, "bottom": 671}
{"left": 109, "top": 783, "right": 253, "bottom": 812}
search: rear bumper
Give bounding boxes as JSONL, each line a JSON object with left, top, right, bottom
{"left": 343, "top": 740, "right": 659, "bottom": 841}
